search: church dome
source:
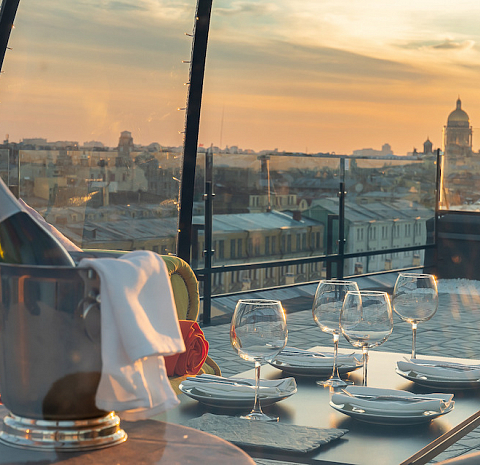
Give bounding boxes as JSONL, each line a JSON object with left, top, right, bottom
{"left": 448, "top": 98, "right": 469, "bottom": 126}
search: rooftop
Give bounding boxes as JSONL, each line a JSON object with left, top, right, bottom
{"left": 201, "top": 279, "right": 480, "bottom": 464}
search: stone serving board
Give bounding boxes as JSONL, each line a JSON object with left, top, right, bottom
{"left": 184, "top": 413, "right": 348, "bottom": 453}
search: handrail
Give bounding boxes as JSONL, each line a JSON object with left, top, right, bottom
{"left": 399, "top": 409, "right": 480, "bottom": 465}
{"left": 194, "top": 243, "right": 435, "bottom": 274}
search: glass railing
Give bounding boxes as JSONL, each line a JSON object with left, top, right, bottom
{"left": 192, "top": 150, "right": 438, "bottom": 322}
{"left": 342, "top": 155, "right": 437, "bottom": 276}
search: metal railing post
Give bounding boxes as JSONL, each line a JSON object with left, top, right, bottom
{"left": 202, "top": 147, "right": 214, "bottom": 324}
{"left": 435, "top": 148, "right": 441, "bottom": 243}
{"left": 337, "top": 158, "right": 347, "bottom": 279}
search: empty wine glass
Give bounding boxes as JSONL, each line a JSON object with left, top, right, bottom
{"left": 230, "top": 299, "right": 288, "bottom": 421}
{"left": 392, "top": 273, "right": 438, "bottom": 359}
{"left": 312, "top": 279, "right": 359, "bottom": 387}
{"left": 340, "top": 290, "right": 393, "bottom": 386}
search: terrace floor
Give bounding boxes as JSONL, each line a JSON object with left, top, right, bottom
{"left": 200, "top": 278, "right": 480, "bottom": 464}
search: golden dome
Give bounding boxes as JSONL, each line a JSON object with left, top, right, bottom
{"left": 447, "top": 98, "right": 469, "bottom": 125}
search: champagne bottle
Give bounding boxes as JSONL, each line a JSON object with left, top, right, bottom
{"left": 0, "top": 179, "right": 76, "bottom": 266}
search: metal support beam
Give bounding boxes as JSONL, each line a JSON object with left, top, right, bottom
{"left": 177, "top": 0, "right": 213, "bottom": 263}
{"left": 0, "top": 0, "right": 19, "bottom": 73}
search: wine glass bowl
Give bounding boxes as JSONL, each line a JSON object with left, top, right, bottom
{"left": 392, "top": 273, "right": 438, "bottom": 359}
{"left": 312, "top": 280, "right": 359, "bottom": 387}
{"left": 340, "top": 290, "right": 393, "bottom": 386}
{"left": 230, "top": 299, "right": 287, "bottom": 421}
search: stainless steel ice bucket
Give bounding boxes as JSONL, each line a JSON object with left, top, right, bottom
{"left": 0, "top": 262, "right": 105, "bottom": 421}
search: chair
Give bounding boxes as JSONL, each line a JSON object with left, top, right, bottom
{"left": 77, "top": 250, "right": 221, "bottom": 392}
{"left": 160, "top": 254, "right": 221, "bottom": 392}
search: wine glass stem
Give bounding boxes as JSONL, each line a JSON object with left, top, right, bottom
{"left": 362, "top": 346, "right": 369, "bottom": 386}
{"left": 331, "top": 333, "right": 341, "bottom": 379}
{"left": 251, "top": 361, "right": 263, "bottom": 415}
{"left": 411, "top": 322, "right": 418, "bottom": 359}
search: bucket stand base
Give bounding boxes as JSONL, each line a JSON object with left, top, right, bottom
{"left": 0, "top": 411, "right": 127, "bottom": 451}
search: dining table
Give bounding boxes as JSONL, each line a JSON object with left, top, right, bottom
{"left": 0, "top": 403, "right": 256, "bottom": 464}
{"left": 159, "top": 347, "right": 480, "bottom": 465}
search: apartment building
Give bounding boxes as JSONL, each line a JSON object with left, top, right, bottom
{"left": 305, "top": 198, "right": 431, "bottom": 276}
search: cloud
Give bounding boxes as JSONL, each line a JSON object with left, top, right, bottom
{"left": 215, "top": 2, "right": 277, "bottom": 16}
{"left": 432, "top": 39, "right": 475, "bottom": 50}
{"left": 208, "top": 38, "right": 427, "bottom": 88}
{"left": 104, "top": 1, "right": 148, "bottom": 12}
{"left": 398, "top": 38, "right": 476, "bottom": 52}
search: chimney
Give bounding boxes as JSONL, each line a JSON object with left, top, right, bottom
{"left": 292, "top": 210, "right": 302, "bottom": 221}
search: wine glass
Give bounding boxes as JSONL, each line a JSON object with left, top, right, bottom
{"left": 340, "top": 290, "right": 393, "bottom": 386}
{"left": 230, "top": 299, "right": 288, "bottom": 421}
{"left": 312, "top": 279, "right": 359, "bottom": 387}
{"left": 392, "top": 273, "right": 438, "bottom": 359}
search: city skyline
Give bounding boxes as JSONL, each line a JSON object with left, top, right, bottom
{"left": 1, "top": 1, "right": 480, "bottom": 155}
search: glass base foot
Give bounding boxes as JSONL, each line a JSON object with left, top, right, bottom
{"left": 240, "top": 412, "right": 279, "bottom": 422}
{"left": 316, "top": 377, "right": 353, "bottom": 388}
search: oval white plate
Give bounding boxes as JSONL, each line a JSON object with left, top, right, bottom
{"left": 269, "top": 359, "right": 362, "bottom": 377}
{"left": 330, "top": 399, "right": 454, "bottom": 425}
{"left": 179, "top": 382, "right": 296, "bottom": 409}
{"left": 396, "top": 367, "right": 480, "bottom": 390}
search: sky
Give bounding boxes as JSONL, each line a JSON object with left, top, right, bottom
{"left": 1, "top": 0, "right": 480, "bottom": 155}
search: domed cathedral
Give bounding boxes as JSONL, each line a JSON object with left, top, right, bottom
{"left": 444, "top": 98, "right": 473, "bottom": 158}
{"left": 441, "top": 98, "right": 479, "bottom": 208}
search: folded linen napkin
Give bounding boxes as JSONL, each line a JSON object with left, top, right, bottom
{"left": 274, "top": 347, "right": 361, "bottom": 367}
{"left": 331, "top": 386, "right": 454, "bottom": 415}
{"left": 164, "top": 320, "right": 209, "bottom": 376}
{"left": 397, "top": 359, "right": 480, "bottom": 381}
{"left": 79, "top": 251, "right": 185, "bottom": 421}
{"left": 181, "top": 374, "right": 297, "bottom": 398}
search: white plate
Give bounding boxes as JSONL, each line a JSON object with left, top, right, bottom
{"left": 396, "top": 367, "right": 480, "bottom": 390}
{"left": 179, "top": 379, "right": 297, "bottom": 409}
{"left": 269, "top": 350, "right": 362, "bottom": 377}
{"left": 329, "top": 399, "right": 454, "bottom": 425}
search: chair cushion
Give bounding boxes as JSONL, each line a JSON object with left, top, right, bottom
{"left": 160, "top": 255, "right": 199, "bottom": 321}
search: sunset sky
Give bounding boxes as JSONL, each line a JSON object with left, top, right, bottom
{"left": 1, "top": 0, "right": 480, "bottom": 155}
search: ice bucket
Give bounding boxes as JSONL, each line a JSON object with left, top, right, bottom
{"left": 0, "top": 262, "right": 126, "bottom": 450}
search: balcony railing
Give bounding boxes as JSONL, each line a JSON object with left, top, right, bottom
{"left": 191, "top": 150, "right": 440, "bottom": 324}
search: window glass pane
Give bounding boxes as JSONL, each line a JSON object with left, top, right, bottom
{"left": 193, "top": 2, "right": 466, "bottom": 289}
{"left": 0, "top": 1, "right": 192, "bottom": 253}
{"left": 345, "top": 157, "right": 435, "bottom": 276}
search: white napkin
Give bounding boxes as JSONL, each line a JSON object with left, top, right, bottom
{"left": 79, "top": 251, "right": 185, "bottom": 421}
{"left": 275, "top": 347, "right": 361, "bottom": 368}
{"left": 331, "top": 386, "right": 454, "bottom": 415}
{"left": 397, "top": 359, "right": 480, "bottom": 381}
{"left": 181, "top": 375, "right": 297, "bottom": 399}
